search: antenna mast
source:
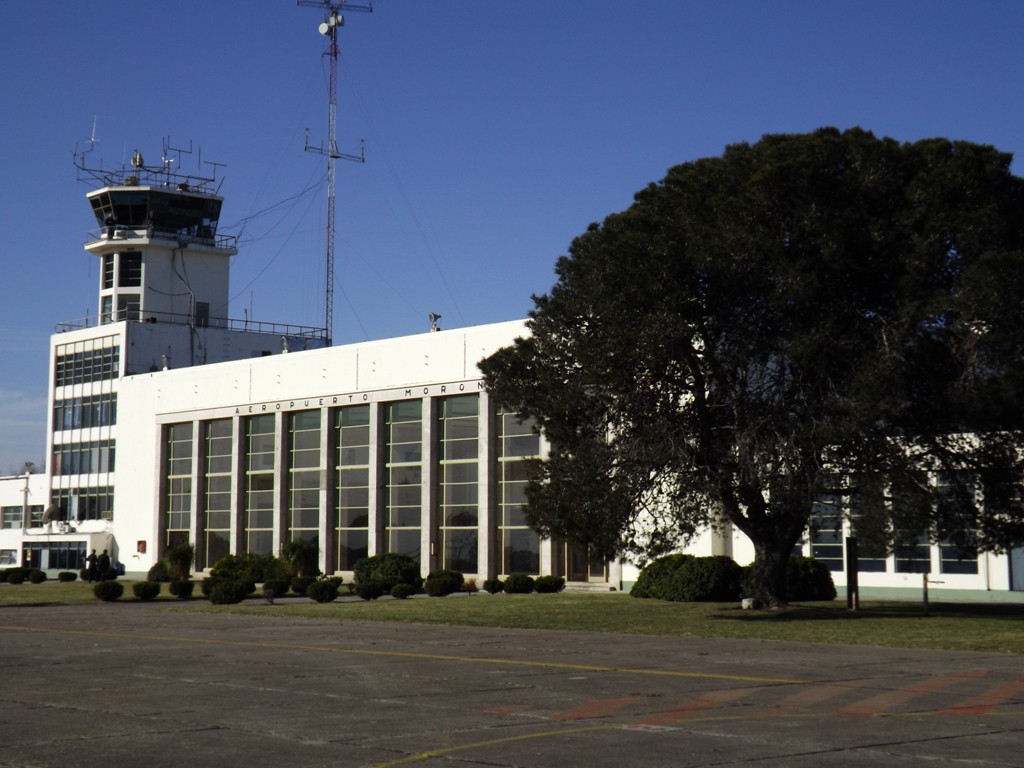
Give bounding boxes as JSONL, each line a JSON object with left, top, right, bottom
{"left": 298, "top": 0, "right": 371, "bottom": 346}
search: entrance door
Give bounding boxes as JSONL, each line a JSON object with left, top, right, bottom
{"left": 565, "top": 543, "right": 607, "bottom": 583}
{"left": 1011, "top": 547, "right": 1024, "bottom": 591}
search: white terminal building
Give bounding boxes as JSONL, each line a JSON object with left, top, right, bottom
{"left": 1, "top": 153, "right": 1023, "bottom": 597}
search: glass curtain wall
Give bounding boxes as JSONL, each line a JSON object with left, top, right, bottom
{"left": 497, "top": 409, "right": 541, "bottom": 575}
{"left": 333, "top": 405, "right": 370, "bottom": 571}
{"left": 244, "top": 414, "right": 275, "bottom": 555}
{"left": 287, "top": 410, "right": 321, "bottom": 544}
{"left": 165, "top": 422, "right": 193, "bottom": 547}
{"left": 385, "top": 401, "right": 422, "bottom": 563}
{"left": 437, "top": 395, "right": 479, "bottom": 573}
{"left": 203, "top": 419, "right": 233, "bottom": 568}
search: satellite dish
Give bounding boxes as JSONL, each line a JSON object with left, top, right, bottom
{"left": 41, "top": 503, "right": 59, "bottom": 524}
{"left": 318, "top": 21, "right": 330, "bottom": 35}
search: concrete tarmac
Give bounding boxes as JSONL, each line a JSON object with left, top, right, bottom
{"left": 1, "top": 602, "right": 1022, "bottom": 767}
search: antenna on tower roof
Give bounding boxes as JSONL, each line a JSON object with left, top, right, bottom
{"left": 297, "top": 0, "right": 372, "bottom": 347}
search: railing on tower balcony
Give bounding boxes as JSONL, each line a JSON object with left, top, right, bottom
{"left": 85, "top": 226, "right": 238, "bottom": 251}
{"left": 55, "top": 309, "right": 328, "bottom": 340}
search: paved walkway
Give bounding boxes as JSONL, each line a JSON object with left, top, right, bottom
{"left": 1, "top": 604, "right": 1022, "bottom": 767}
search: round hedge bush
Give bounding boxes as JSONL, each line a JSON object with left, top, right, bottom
{"left": 29, "top": 570, "right": 48, "bottom": 584}
{"left": 93, "top": 581, "right": 124, "bottom": 601}
{"left": 534, "top": 575, "right": 565, "bottom": 594}
{"left": 354, "top": 580, "right": 385, "bottom": 600}
{"left": 290, "top": 576, "right": 316, "bottom": 596}
{"left": 169, "top": 579, "right": 194, "bottom": 599}
{"left": 262, "top": 579, "right": 291, "bottom": 599}
{"left": 482, "top": 578, "right": 504, "bottom": 594}
{"left": 424, "top": 569, "right": 464, "bottom": 597}
{"left": 306, "top": 579, "right": 339, "bottom": 603}
{"left": 353, "top": 553, "right": 422, "bottom": 592}
{"left": 503, "top": 573, "right": 535, "bottom": 594}
{"left": 132, "top": 581, "right": 161, "bottom": 601}
{"left": 208, "top": 580, "right": 251, "bottom": 605}
{"left": 6, "top": 571, "right": 26, "bottom": 585}
{"left": 390, "top": 583, "right": 416, "bottom": 599}
{"left": 630, "top": 554, "right": 694, "bottom": 599}
{"left": 58, "top": 571, "right": 78, "bottom": 582}
{"left": 786, "top": 556, "right": 837, "bottom": 601}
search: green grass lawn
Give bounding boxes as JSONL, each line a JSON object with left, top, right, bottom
{"left": 3, "top": 579, "right": 1022, "bottom": 654}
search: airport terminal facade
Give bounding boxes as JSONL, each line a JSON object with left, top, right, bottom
{"left": 1, "top": 158, "right": 1022, "bottom": 594}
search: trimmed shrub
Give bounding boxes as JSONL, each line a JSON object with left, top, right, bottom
{"left": 503, "top": 573, "right": 535, "bottom": 594}
{"left": 58, "top": 571, "right": 78, "bottom": 583}
{"left": 354, "top": 580, "right": 385, "bottom": 600}
{"left": 98, "top": 568, "right": 118, "bottom": 582}
{"left": 482, "top": 578, "right": 504, "bottom": 594}
{"left": 424, "top": 569, "right": 464, "bottom": 597}
{"left": 630, "top": 554, "right": 694, "bottom": 599}
{"left": 262, "top": 579, "right": 291, "bottom": 599}
{"left": 534, "top": 575, "right": 566, "bottom": 594}
{"left": 306, "top": 579, "right": 340, "bottom": 603}
{"left": 169, "top": 579, "right": 194, "bottom": 599}
{"left": 211, "top": 552, "right": 288, "bottom": 587}
{"left": 147, "top": 561, "right": 171, "bottom": 582}
{"left": 29, "top": 570, "right": 47, "bottom": 584}
{"left": 677, "top": 556, "right": 744, "bottom": 601}
{"left": 290, "top": 576, "right": 317, "bottom": 597}
{"left": 93, "top": 581, "right": 124, "bottom": 601}
{"left": 787, "top": 556, "right": 837, "bottom": 601}
{"left": 353, "top": 553, "right": 422, "bottom": 592}
{"left": 462, "top": 578, "right": 478, "bottom": 594}
{"left": 208, "top": 580, "right": 251, "bottom": 605}
{"left": 632, "top": 554, "right": 742, "bottom": 602}
{"left": 164, "top": 541, "right": 195, "bottom": 581}
{"left": 132, "top": 581, "right": 161, "bottom": 601}
{"left": 390, "top": 583, "right": 416, "bottom": 599}
{"left": 6, "top": 571, "right": 26, "bottom": 585}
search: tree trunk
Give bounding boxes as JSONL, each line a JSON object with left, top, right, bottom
{"left": 751, "top": 542, "right": 790, "bottom": 609}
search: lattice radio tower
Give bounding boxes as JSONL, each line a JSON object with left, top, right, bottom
{"left": 298, "top": 0, "right": 371, "bottom": 346}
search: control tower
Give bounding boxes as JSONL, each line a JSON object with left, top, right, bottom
{"left": 40, "top": 142, "right": 328, "bottom": 527}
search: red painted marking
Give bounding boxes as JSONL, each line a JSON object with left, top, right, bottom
{"left": 941, "top": 678, "right": 1024, "bottom": 716}
{"left": 552, "top": 697, "right": 638, "bottom": 721}
{"left": 775, "top": 682, "right": 863, "bottom": 711}
{"left": 639, "top": 687, "right": 760, "bottom": 725}
{"left": 839, "top": 671, "right": 989, "bottom": 716}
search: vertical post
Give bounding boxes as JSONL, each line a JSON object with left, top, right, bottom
{"left": 845, "top": 536, "right": 859, "bottom": 611}
{"left": 922, "top": 572, "right": 929, "bottom": 616}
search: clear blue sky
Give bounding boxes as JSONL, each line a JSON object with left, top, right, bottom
{"left": 2, "top": 0, "right": 1023, "bottom": 473}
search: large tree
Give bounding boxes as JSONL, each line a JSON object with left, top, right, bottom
{"left": 481, "top": 128, "right": 1024, "bottom": 607}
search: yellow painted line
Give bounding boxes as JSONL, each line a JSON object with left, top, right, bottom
{"left": 0, "top": 623, "right": 804, "bottom": 685}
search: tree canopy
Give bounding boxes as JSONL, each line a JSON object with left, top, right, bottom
{"left": 480, "top": 127, "right": 1024, "bottom": 607}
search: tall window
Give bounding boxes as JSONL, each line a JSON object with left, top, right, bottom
{"left": 118, "top": 251, "right": 142, "bottom": 287}
{"left": 385, "top": 400, "right": 422, "bottom": 563}
{"left": 334, "top": 405, "right": 370, "bottom": 571}
{"left": 809, "top": 491, "right": 844, "bottom": 572}
{"left": 936, "top": 473, "right": 979, "bottom": 575}
{"left": 287, "top": 410, "right": 321, "bottom": 543}
{"left": 437, "top": 396, "right": 479, "bottom": 573}
{"left": 497, "top": 409, "right": 541, "bottom": 575}
{"left": 204, "top": 419, "right": 233, "bottom": 568}
{"left": 165, "top": 423, "right": 193, "bottom": 547}
{"left": 244, "top": 414, "right": 275, "bottom": 555}
{"left": 101, "top": 254, "right": 114, "bottom": 290}
{"left": 116, "top": 294, "right": 141, "bottom": 321}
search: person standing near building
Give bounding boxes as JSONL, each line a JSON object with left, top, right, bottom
{"left": 85, "top": 549, "right": 98, "bottom": 582}
{"left": 97, "top": 549, "right": 110, "bottom": 579}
